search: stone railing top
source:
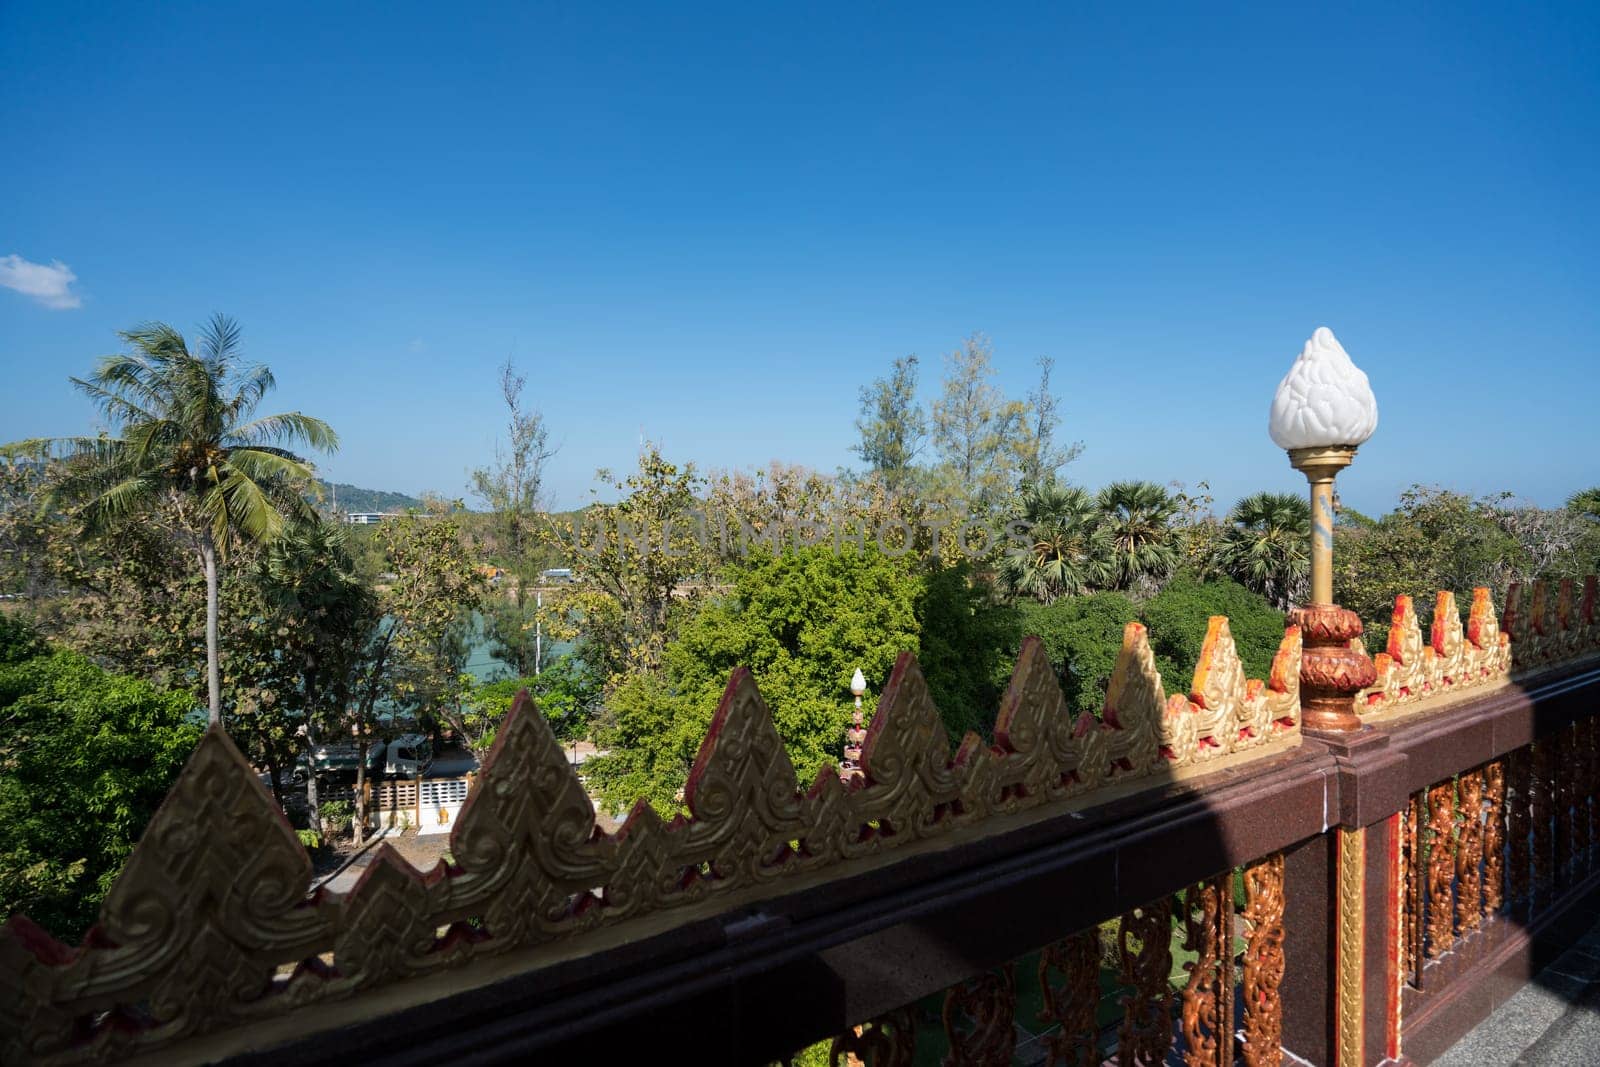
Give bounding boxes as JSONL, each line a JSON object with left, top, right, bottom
{"left": 2, "top": 612, "right": 1306, "bottom": 1065}
{"left": 1358, "top": 575, "right": 1600, "bottom": 720}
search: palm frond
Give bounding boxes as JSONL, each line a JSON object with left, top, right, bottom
{"left": 230, "top": 412, "right": 339, "bottom": 452}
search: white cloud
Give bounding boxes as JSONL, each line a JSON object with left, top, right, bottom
{"left": 0, "top": 254, "right": 83, "bottom": 310}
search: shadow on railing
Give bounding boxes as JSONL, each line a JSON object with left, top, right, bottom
{"left": 4, "top": 575, "right": 1599, "bottom": 1066}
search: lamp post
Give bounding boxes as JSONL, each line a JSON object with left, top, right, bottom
{"left": 841, "top": 668, "right": 867, "bottom": 785}
{"left": 1269, "top": 327, "right": 1379, "bottom": 732}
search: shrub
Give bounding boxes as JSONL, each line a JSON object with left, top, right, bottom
{"left": 1015, "top": 592, "right": 1139, "bottom": 718}
{"left": 1138, "top": 577, "right": 1286, "bottom": 693}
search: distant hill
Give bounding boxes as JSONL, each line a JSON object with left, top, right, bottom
{"left": 313, "top": 481, "right": 425, "bottom": 514}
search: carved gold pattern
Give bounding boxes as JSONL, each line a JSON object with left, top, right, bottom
{"left": 1181, "top": 876, "right": 1234, "bottom": 1067}
{"left": 1504, "top": 577, "right": 1600, "bottom": 675}
{"left": 1483, "top": 760, "right": 1506, "bottom": 916}
{"left": 4, "top": 618, "right": 1312, "bottom": 1065}
{"left": 1359, "top": 588, "right": 1513, "bottom": 718}
{"left": 1425, "top": 781, "right": 1456, "bottom": 955}
{"left": 1403, "top": 795, "right": 1423, "bottom": 986}
{"left": 831, "top": 1006, "right": 917, "bottom": 1067}
{"left": 941, "top": 965, "right": 1016, "bottom": 1067}
{"left": 1455, "top": 771, "right": 1484, "bottom": 934}
{"left": 1038, "top": 929, "right": 1100, "bottom": 1067}
{"left": 1241, "top": 854, "right": 1285, "bottom": 1067}
{"left": 1118, "top": 899, "right": 1174, "bottom": 1067}
{"left": 1336, "top": 828, "right": 1365, "bottom": 1067}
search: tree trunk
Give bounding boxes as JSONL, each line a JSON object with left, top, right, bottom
{"left": 353, "top": 741, "right": 368, "bottom": 847}
{"left": 201, "top": 533, "right": 222, "bottom": 725}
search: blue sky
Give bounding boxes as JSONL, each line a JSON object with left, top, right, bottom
{"left": 2, "top": 2, "right": 1596, "bottom": 515}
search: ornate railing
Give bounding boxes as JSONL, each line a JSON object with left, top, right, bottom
{"left": 4, "top": 576, "right": 1600, "bottom": 1066}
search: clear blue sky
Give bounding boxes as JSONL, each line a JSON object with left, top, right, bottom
{"left": 3, "top": 2, "right": 1596, "bottom": 515}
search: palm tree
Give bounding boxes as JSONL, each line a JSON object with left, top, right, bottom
{"left": 1216, "top": 491, "right": 1311, "bottom": 609}
{"left": 1095, "top": 480, "right": 1178, "bottom": 591}
{"left": 6, "top": 316, "right": 337, "bottom": 724}
{"left": 1001, "top": 483, "right": 1111, "bottom": 604}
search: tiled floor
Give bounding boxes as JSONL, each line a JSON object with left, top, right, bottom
{"left": 1432, "top": 920, "right": 1600, "bottom": 1066}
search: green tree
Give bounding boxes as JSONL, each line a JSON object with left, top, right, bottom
{"left": 852, "top": 355, "right": 928, "bottom": 492}
{"left": 3, "top": 316, "right": 337, "bottom": 724}
{"left": 931, "top": 333, "right": 1027, "bottom": 510}
{"left": 344, "top": 509, "right": 485, "bottom": 841}
{"left": 1013, "top": 355, "right": 1083, "bottom": 486}
{"left": 0, "top": 619, "right": 200, "bottom": 939}
{"left": 587, "top": 545, "right": 928, "bottom": 813}
{"left": 1095, "top": 481, "right": 1178, "bottom": 592}
{"left": 471, "top": 359, "right": 557, "bottom": 675}
{"left": 1334, "top": 486, "right": 1522, "bottom": 650}
{"left": 1215, "top": 492, "right": 1311, "bottom": 610}
{"left": 542, "top": 445, "right": 713, "bottom": 682}
{"left": 1000, "top": 483, "right": 1110, "bottom": 604}
{"left": 1138, "top": 577, "right": 1287, "bottom": 690}
{"left": 446, "top": 655, "right": 599, "bottom": 758}
{"left": 1015, "top": 591, "right": 1140, "bottom": 718}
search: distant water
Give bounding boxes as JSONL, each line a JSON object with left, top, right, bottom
{"left": 461, "top": 610, "right": 577, "bottom": 682}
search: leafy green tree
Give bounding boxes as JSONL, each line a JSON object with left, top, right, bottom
{"left": 852, "top": 355, "right": 927, "bottom": 493}
{"left": 1013, "top": 356, "right": 1083, "bottom": 487}
{"left": 1015, "top": 591, "right": 1139, "bottom": 718}
{"left": 446, "top": 655, "right": 599, "bottom": 758}
{"left": 3, "top": 316, "right": 337, "bottom": 724}
{"left": 912, "top": 565, "right": 1021, "bottom": 739}
{"left": 471, "top": 359, "right": 557, "bottom": 675}
{"left": 1569, "top": 488, "right": 1600, "bottom": 524}
{"left": 344, "top": 510, "right": 485, "bottom": 841}
{"left": 931, "top": 333, "right": 1027, "bottom": 510}
{"left": 0, "top": 620, "right": 200, "bottom": 939}
{"left": 1334, "top": 486, "right": 1522, "bottom": 650}
{"left": 1095, "top": 481, "right": 1179, "bottom": 592}
{"left": 542, "top": 445, "right": 713, "bottom": 682}
{"left": 1137, "top": 577, "right": 1287, "bottom": 691}
{"left": 585, "top": 545, "right": 925, "bottom": 813}
{"left": 1000, "top": 483, "right": 1111, "bottom": 604}
{"left": 1215, "top": 492, "right": 1310, "bottom": 610}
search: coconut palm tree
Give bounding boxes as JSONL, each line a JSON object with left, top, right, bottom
{"left": 1216, "top": 491, "right": 1311, "bottom": 609}
{"left": 1095, "top": 480, "right": 1178, "bottom": 591}
{"left": 1001, "top": 483, "right": 1111, "bottom": 604}
{"left": 6, "top": 316, "right": 337, "bottom": 724}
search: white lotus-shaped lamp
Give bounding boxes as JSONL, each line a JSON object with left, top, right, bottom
{"left": 1268, "top": 327, "right": 1378, "bottom": 450}
{"left": 850, "top": 668, "right": 866, "bottom": 699}
{"left": 1270, "top": 327, "right": 1380, "bottom": 734}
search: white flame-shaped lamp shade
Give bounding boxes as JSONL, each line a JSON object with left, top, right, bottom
{"left": 850, "top": 668, "right": 867, "bottom": 697}
{"left": 1268, "top": 327, "right": 1379, "bottom": 450}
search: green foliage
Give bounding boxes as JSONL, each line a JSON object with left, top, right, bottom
{"left": 914, "top": 566, "right": 1020, "bottom": 737}
{"left": 1334, "top": 486, "right": 1522, "bottom": 650}
{"left": 0, "top": 637, "right": 200, "bottom": 939}
{"left": 1015, "top": 592, "right": 1140, "bottom": 718}
{"left": 295, "top": 829, "right": 323, "bottom": 850}
{"left": 1000, "top": 483, "right": 1110, "bottom": 604}
{"left": 454, "top": 654, "right": 599, "bottom": 755}
{"left": 586, "top": 545, "right": 926, "bottom": 813}
{"left": 1138, "top": 577, "right": 1286, "bottom": 691}
{"left": 1095, "top": 481, "right": 1179, "bottom": 592}
{"left": 318, "top": 800, "right": 353, "bottom": 833}
{"left": 0, "top": 613, "right": 42, "bottom": 664}
{"left": 1215, "top": 492, "right": 1310, "bottom": 610}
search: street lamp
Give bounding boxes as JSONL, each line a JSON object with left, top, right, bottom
{"left": 841, "top": 668, "right": 868, "bottom": 784}
{"left": 1269, "top": 327, "right": 1379, "bottom": 732}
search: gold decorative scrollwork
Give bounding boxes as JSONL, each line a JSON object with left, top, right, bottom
{"left": 1241, "top": 854, "right": 1285, "bottom": 1067}
{"left": 1038, "top": 929, "right": 1100, "bottom": 1067}
{"left": 1118, "top": 898, "right": 1174, "bottom": 1067}
{"left": 941, "top": 965, "right": 1016, "bottom": 1067}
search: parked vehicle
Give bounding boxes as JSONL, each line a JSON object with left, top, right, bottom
{"left": 382, "top": 733, "right": 434, "bottom": 777}
{"left": 300, "top": 741, "right": 383, "bottom": 782}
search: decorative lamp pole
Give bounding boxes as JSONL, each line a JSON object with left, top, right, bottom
{"left": 1269, "top": 327, "right": 1380, "bottom": 732}
{"left": 840, "top": 668, "right": 868, "bottom": 785}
